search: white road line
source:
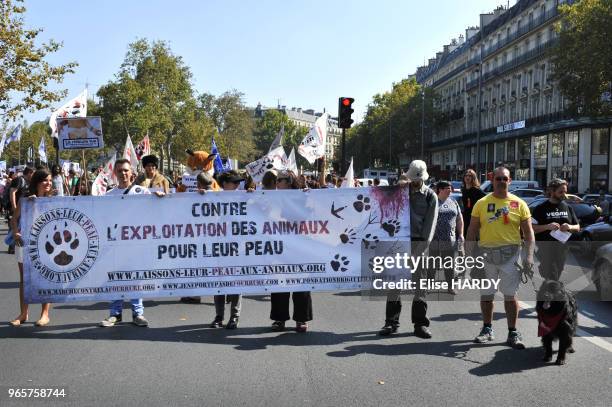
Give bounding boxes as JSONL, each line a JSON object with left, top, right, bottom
{"left": 518, "top": 300, "right": 612, "bottom": 353}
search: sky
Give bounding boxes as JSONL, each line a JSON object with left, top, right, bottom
{"left": 19, "top": 0, "right": 509, "bottom": 126}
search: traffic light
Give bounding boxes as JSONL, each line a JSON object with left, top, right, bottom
{"left": 338, "top": 97, "right": 354, "bottom": 129}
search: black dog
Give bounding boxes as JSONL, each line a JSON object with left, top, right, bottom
{"left": 535, "top": 280, "right": 578, "bottom": 365}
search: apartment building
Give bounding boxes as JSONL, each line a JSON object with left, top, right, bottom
{"left": 416, "top": 0, "right": 612, "bottom": 192}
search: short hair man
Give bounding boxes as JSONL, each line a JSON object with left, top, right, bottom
{"left": 531, "top": 178, "right": 580, "bottom": 281}
{"left": 99, "top": 158, "right": 165, "bottom": 327}
{"left": 467, "top": 166, "right": 535, "bottom": 349}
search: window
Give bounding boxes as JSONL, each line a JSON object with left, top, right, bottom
{"left": 495, "top": 142, "right": 505, "bottom": 164}
{"left": 566, "top": 130, "right": 578, "bottom": 157}
{"left": 534, "top": 135, "right": 547, "bottom": 159}
{"left": 507, "top": 140, "right": 516, "bottom": 161}
{"left": 552, "top": 133, "right": 563, "bottom": 158}
{"left": 518, "top": 138, "right": 530, "bottom": 159}
{"left": 592, "top": 128, "right": 610, "bottom": 155}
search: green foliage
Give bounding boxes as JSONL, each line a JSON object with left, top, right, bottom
{"left": 198, "top": 90, "right": 256, "bottom": 163}
{"left": 253, "top": 109, "right": 309, "bottom": 157}
{"left": 0, "top": 0, "right": 77, "bottom": 119}
{"left": 343, "top": 78, "right": 436, "bottom": 173}
{"left": 552, "top": 0, "right": 612, "bottom": 116}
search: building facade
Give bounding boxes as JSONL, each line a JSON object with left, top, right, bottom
{"left": 254, "top": 104, "right": 341, "bottom": 162}
{"left": 416, "top": 0, "right": 612, "bottom": 192}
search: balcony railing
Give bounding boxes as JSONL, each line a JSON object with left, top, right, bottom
{"left": 466, "top": 38, "right": 558, "bottom": 91}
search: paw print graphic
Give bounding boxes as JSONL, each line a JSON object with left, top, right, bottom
{"left": 381, "top": 219, "right": 401, "bottom": 237}
{"left": 353, "top": 195, "right": 371, "bottom": 213}
{"left": 330, "top": 254, "right": 350, "bottom": 272}
{"left": 45, "top": 222, "right": 80, "bottom": 266}
{"left": 362, "top": 233, "right": 380, "bottom": 250}
{"left": 340, "top": 228, "right": 357, "bottom": 244}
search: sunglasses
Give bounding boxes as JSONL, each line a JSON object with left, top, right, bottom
{"left": 495, "top": 177, "right": 509, "bottom": 182}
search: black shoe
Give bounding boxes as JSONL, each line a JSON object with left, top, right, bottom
{"left": 209, "top": 316, "right": 223, "bottom": 328}
{"left": 226, "top": 317, "right": 239, "bottom": 329}
{"left": 378, "top": 324, "right": 398, "bottom": 336}
{"left": 414, "top": 325, "right": 432, "bottom": 339}
{"left": 271, "top": 321, "right": 285, "bottom": 332}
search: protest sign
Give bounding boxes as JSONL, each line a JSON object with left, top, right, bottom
{"left": 57, "top": 117, "right": 103, "bottom": 151}
{"left": 21, "top": 186, "right": 410, "bottom": 303}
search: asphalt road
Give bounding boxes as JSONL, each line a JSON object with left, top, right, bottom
{"left": 0, "top": 222, "right": 611, "bottom": 407}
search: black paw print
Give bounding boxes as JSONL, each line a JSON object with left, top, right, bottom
{"left": 340, "top": 228, "right": 357, "bottom": 244}
{"left": 331, "top": 254, "right": 350, "bottom": 272}
{"left": 381, "top": 220, "right": 401, "bottom": 237}
{"left": 353, "top": 195, "right": 371, "bottom": 213}
{"left": 362, "top": 233, "right": 380, "bottom": 250}
{"left": 45, "top": 222, "right": 80, "bottom": 266}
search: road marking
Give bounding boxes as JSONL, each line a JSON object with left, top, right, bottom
{"left": 518, "top": 300, "right": 612, "bottom": 353}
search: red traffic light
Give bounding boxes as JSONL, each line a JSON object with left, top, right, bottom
{"left": 342, "top": 98, "right": 351, "bottom": 106}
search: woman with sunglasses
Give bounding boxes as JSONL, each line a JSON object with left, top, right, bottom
{"left": 9, "top": 169, "right": 54, "bottom": 327}
{"left": 461, "top": 169, "right": 486, "bottom": 235}
{"left": 269, "top": 170, "right": 313, "bottom": 332}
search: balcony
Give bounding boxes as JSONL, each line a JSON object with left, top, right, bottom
{"left": 466, "top": 38, "right": 558, "bottom": 90}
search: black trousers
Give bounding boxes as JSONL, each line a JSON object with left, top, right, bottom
{"left": 429, "top": 243, "right": 456, "bottom": 285}
{"left": 270, "top": 292, "right": 313, "bottom": 322}
{"left": 536, "top": 242, "right": 568, "bottom": 281}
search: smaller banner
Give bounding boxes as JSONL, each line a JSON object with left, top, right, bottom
{"left": 57, "top": 117, "right": 103, "bottom": 150}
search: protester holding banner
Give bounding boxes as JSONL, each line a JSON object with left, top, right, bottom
{"left": 269, "top": 170, "right": 313, "bottom": 332}
{"left": 9, "top": 169, "right": 54, "bottom": 327}
{"left": 99, "top": 158, "right": 165, "bottom": 328}
{"left": 210, "top": 170, "right": 245, "bottom": 329}
{"left": 134, "top": 155, "right": 169, "bottom": 193}
{"left": 180, "top": 172, "right": 215, "bottom": 305}
{"left": 379, "top": 160, "right": 438, "bottom": 339}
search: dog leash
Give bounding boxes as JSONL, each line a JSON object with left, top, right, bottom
{"left": 515, "top": 261, "right": 538, "bottom": 293}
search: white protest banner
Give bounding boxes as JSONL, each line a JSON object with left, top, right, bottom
{"left": 341, "top": 157, "right": 354, "bottom": 188}
{"left": 180, "top": 171, "right": 201, "bottom": 192}
{"left": 298, "top": 113, "right": 327, "bottom": 164}
{"left": 21, "top": 186, "right": 410, "bottom": 303}
{"left": 245, "top": 146, "right": 288, "bottom": 183}
{"left": 57, "top": 117, "right": 103, "bottom": 151}
{"left": 287, "top": 147, "right": 298, "bottom": 174}
{"left": 49, "top": 89, "right": 87, "bottom": 138}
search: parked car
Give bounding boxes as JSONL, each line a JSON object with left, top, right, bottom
{"left": 592, "top": 244, "right": 612, "bottom": 300}
{"left": 581, "top": 194, "right": 612, "bottom": 205}
{"left": 450, "top": 192, "right": 463, "bottom": 211}
{"left": 510, "top": 188, "right": 544, "bottom": 204}
{"left": 577, "top": 215, "right": 612, "bottom": 254}
{"left": 528, "top": 197, "right": 602, "bottom": 228}
{"left": 480, "top": 180, "right": 539, "bottom": 193}
{"left": 450, "top": 181, "right": 462, "bottom": 192}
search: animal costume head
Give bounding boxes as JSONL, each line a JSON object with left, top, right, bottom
{"left": 185, "top": 149, "right": 216, "bottom": 175}
{"left": 177, "top": 149, "right": 221, "bottom": 192}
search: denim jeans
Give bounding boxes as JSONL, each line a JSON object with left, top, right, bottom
{"left": 110, "top": 299, "right": 144, "bottom": 317}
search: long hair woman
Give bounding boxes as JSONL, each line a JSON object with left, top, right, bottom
{"left": 9, "top": 169, "right": 54, "bottom": 326}
{"left": 270, "top": 170, "right": 313, "bottom": 332}
{"left": 461, "top": 169, "right": 486, "bottom": 235}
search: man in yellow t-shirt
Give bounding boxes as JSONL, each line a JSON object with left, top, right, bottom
{"left": 467, "top": 167, "right": 534, "bottom": 350}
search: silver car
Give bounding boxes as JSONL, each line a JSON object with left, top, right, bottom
{"left": 592, "top": 244, "right": 612, "bottom": 301}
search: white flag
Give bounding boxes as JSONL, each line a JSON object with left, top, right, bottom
{"left": 38, "top": 137, "right": 47, "bottom": 163}
{"left": 298, "top": 113, "right": 328, "bottom": 164}
{"left": 92, "top": 155, "right": 116, "bottom": 196}
{"left": 269, "top": 124, "right": 284, "bottom": 152}
{"left": 340, "top": 157, "right": 355, "bottom": 188}
{"left": 287, "top": 147, "right": 298, "bottom": 174}
{"left": 245, "top": 146, "right": 288, "bottom": 183}
{"left": 49, "top": 89, "right": 88, "bottom": 138}
{"left": 123, "top": 135, "right": 138, "bottom": 171}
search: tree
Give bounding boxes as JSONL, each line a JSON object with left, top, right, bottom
{"left": 198, "top": 90, "right": 256, "bottom": 163}
{"left": 253, "top": 109, "right": 308, "bottom": 156}
{"left": 343, "top": 78, "right": 436, "bottom": 174}
{"left": 96, "top": 39, "right": 197, "bottom": 171}
{"left": 552, "top": 0, "right": 612, "bottom": 116}
{"left": 0, "top": 0, "right": 77, "bottom": 119}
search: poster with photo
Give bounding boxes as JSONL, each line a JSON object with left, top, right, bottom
{"left": 57, "top": 117, "right": 104, "bottom": 151}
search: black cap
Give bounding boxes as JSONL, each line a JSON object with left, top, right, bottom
{"left": 142, "top": 155, "right": 159, "bottom": 167}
